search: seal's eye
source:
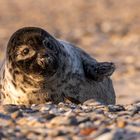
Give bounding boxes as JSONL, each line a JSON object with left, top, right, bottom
{"left": 16, "top": 45, "right": 35, "bottom": 61}
{"left": 22, "top": 48, "right": 30, "bottom": 56}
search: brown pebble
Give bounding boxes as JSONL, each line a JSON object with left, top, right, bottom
{"left": 117, "top": 120, "right": 127, "bottom": 128}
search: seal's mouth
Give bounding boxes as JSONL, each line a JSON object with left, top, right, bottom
{"left": 36, "top": 53, "right": 53, "bottom": 70}
{"left": 37, "top": 57, "right": 48, "bottom": 69}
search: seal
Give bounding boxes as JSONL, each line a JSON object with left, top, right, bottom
{"left": 0, "top": 27, "right": 116, "bottom": 105}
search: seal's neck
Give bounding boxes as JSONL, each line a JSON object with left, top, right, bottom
{"left": 0, "top": 63, "right": 47, "bottom": 105}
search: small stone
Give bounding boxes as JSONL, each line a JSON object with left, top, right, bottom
{"left": 0, "top": 113, "right": 11, "bottom": 120}
{"left": 49, "top": 108, "right": 62, "bottom": 115}
{"left": 117, "top": 120, "right": 127, "bottom": 128}
{"left": 107, "top": 105, "right": 125, "bottom": 112}
{"left": 94, "top": 131, "right": 114, "bottom": 140}
{"left": 47, "top": 129, "right": 66, "bottom": 137}
{"left": 83, "top": 99, "right": 102, "bottom": 106}
{"left": 76, "top": 116, "right": 90, "bottom": 124}
{"left": 80, "top": 127, "right": 97, "bottom": 136}
{"left": 50, "top": 116, "right": 78, "bottom": 126}
{"left": 24, "top": 108, "right": 38, "bottom": 113}
{"left": 131, "top": 104, "right": 140, "bottom": 116}
{"left": 42, "top": 113, "right": 56, "bottom": 120}
{"left": 40, "top": 103, "right": 56, "bottom": 112}
{"left": 95, "top": 109, "right": 104, "bottom": 114}
{"left": 79, "top": 121, "right": 93, "bottom": 129}
{"left": 54, "top": 136, "right": 72, "bottom": 140}
{"left": 90, "top": 128, "right": 111, "bottom": 139}
{"left": 11, "top": 111, "right": 23, "bottom": 119}
{"left": 2, "top": 104, "right": 22, "bottom": 113}
{"left": 0, "top": 132, "right": 5, "bottom": 139}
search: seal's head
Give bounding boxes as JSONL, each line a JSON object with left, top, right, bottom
{"left": 7, "top": 27, "right": 61, "bottom": 78}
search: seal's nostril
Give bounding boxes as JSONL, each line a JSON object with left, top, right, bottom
{"left": 37, "top": 58, "right": 46, "bottom": 68}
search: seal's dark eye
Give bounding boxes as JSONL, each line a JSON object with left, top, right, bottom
{"left": 22, "top": 48, "right": 30, "bottom": 55}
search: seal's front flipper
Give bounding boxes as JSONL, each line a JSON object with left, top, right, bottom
{"left": 84, "top": 62, "right": 115, "bottom": 82}
{"left": 94, "top": 62, "right": 115, "bottom": 76}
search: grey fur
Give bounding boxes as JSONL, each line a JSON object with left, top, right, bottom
{"left": 0, "top": 27, "right": 116, "bottom": 105}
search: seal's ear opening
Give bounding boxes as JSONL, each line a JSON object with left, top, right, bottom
{"left": 43, "top": 36, "right": 62, "bottom": 55}
{"left": 43, "top": 38, "right": 54, "bottom": 50}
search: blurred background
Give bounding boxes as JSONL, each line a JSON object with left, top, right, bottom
{"left": 0, "top": 0, "right": 139, "bottom": 104}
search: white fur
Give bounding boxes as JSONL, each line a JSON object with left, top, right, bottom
{"left": 3, "top": 66, "right": 25, "bottom": 99}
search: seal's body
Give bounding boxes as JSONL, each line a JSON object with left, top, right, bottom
{"left": 0, "top": 27, "right": 116, "bottom": 105}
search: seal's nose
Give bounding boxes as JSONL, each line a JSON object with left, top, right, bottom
{"left": 37, "top": 53, "right": 49, "bottom": 68}
{"left": 37, "top": 57, "right": 47, "bottom": 68}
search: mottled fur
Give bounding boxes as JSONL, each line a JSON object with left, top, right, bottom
{"left": 0, "top": 27, "right": 116, "bottom": 105}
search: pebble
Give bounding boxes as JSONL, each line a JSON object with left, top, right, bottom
{"left": 0, "top": 112, "right": 11, "bottom": 120}
{"left": 83, "top": 99, "right": 102, "bottom": 106}
{"left": 2, "top": 104, "right": 24, "bottom": 113}
{"left": 50, "top": 116, "right": 78, "bottom": 126}
{"left": 107, "top": 105, "right": 125, "bottom": 112}
{"left": 11, "top": 111, "right": 23, "bottom": 119}
{"left": 116, "top": 120, "right": 127, "bottom": 128}
{"left": 0, "top": 100, "right": 139, "bottom": 139}
{"left": 41, "top": 113, "right": 56, "bottom": 120}
{"left": 131, "top": 104, "right": 140, "bottom": 116}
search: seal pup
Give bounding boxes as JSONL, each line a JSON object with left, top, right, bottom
{"left": 0, "top": 27, "right": 116, "bottom": 105}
